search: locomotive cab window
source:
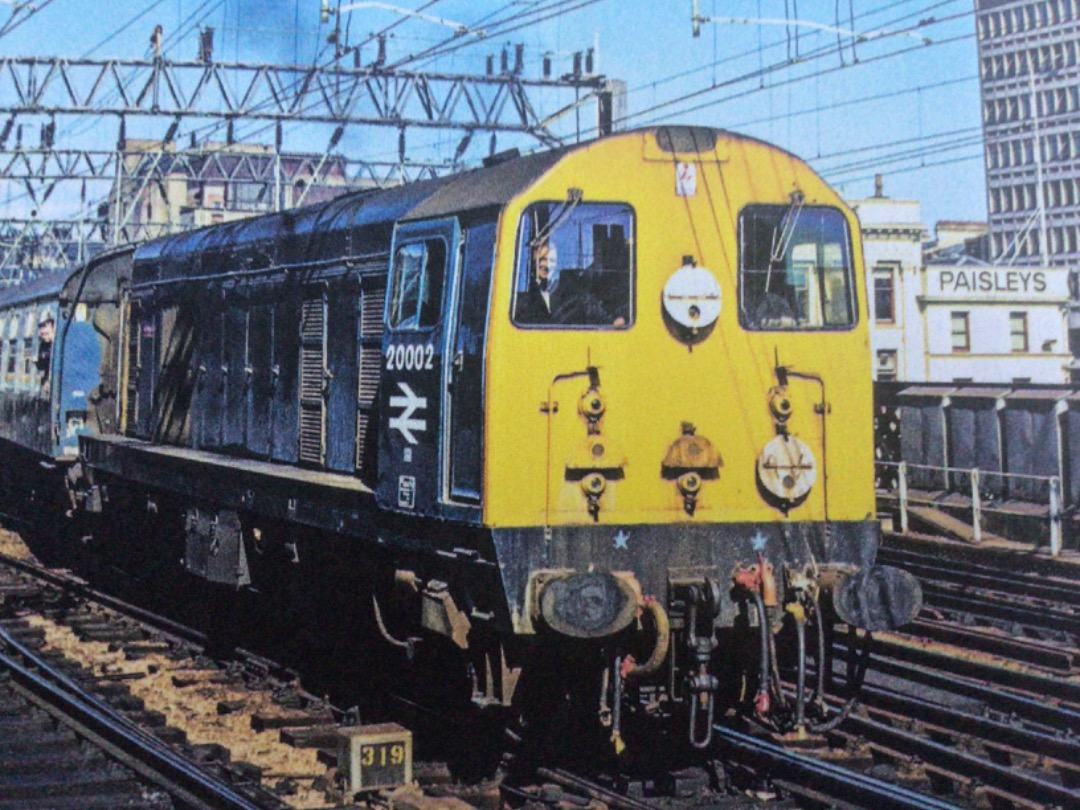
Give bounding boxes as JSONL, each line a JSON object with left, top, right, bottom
{"left": 739, "top": 203, "right": 856, "bottom": 330}
{"left": 389, "top": 239, "right": 447, "bottom": 330}
{"left": 512, "top": 202, "right": 634, "bottom": 329}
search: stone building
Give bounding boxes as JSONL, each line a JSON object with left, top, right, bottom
{"left": 108, "top": 140, "right": 361, "bottom": 242}
{"left": 850, "top": 184, "right": 1072, "bottom": 383}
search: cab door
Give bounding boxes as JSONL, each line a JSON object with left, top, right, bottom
{"left": 376, "top": 218, "right": 458, "bottom": 516}
{"left": 444, "top": 222, "right": 496, "bottom": 508}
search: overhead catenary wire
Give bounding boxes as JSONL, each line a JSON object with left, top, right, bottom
{"left": 814, "top": 122, "right": 985, "bottom": 162}
{"left": 1, "top": 1, "right": 986, "bottom": 232}
{"left": 387, "top": 0, "right": 610, "bottom": 70}
{"left": 622, "top": 0, "right": 960, "bottom": 103}
{"left": 160, "top": 0, "right": 453, "bottom": 155}
{"left": 725, "top": 73, "right": 976, "bottom": 133}
{"left": 147, "top": 0, "right": 608, "bottom": 176}
{"left": 0, "top": 0, "right": 57, "bottom": 41}
{"left": 628, "top": 8, "right": 975, "bottom": 128}
{"left": 827, "top": 149, "right": 985, "bottom": 188}
{"left": 820, "top": 132, "right": 986, "bottom": 178}
{"left": 7, "top": 0, "right": 754, "bottom": 176}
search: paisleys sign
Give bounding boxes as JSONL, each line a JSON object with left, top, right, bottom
{"left": 937, "top": 269, "right": 1048, "bottom": 295}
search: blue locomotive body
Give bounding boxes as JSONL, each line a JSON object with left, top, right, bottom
{"left": 1, "top": 129, "right": 921, "bottom": 754}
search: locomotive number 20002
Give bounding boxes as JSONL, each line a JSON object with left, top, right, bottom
{"left": 385, "top": 343, "right": 434, "bottom": 371}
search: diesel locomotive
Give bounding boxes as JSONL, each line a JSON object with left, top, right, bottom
{"left": 0, "top": 126, "right": 920, "bottom": 754}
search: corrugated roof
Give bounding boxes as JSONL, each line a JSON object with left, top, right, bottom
{"left": 1004, "top": 388, "right": 1071, "bottom": 401}
{"left": 951, "top": 387, "right": 1010, "bottom": 399}
{"left": 898, "top": 386, "right": 957, "bottom": 398}
{"left": 0, "top": 270, "right": 70, "bottom": 309}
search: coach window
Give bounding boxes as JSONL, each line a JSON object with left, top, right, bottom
{"left": 389, "top": 239, "right": 446, "bottom": 330}
{"left": 739, "top": 203, "right": 856, "bottom": 330}
{"left": 512, "top": 201, "right": 634, "bottom": 329}
{"left": 21, "top": 310, "right": 35, "bottom": 388}
{"left": 5, "top": 314, "right": 18, "bottom": 386}
{"left": 0, "top": 318, "right": 6, "bottom": 391}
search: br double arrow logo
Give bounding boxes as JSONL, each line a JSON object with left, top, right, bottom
{"left": 389, "top": 382, "right": 427, "bottom": 445}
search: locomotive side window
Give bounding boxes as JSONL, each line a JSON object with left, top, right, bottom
{"left": 512, "top": 202, "right": 634, "bottom": 329}
{"left": 739, "top": 204, "right": 856, "bottom": 331}
{"left": 389, "top": 239, "right": 447, "bottom": 330}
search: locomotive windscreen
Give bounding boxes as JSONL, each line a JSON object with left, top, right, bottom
{"left": 512, "top": 202, "right": 634, "bottom": 329}
{"left": 738, "top": 204, "right": 856, "bottom": 331}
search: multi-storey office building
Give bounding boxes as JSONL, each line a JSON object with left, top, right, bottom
{"left": 975, "top": 0, "right": 1080, "bottom": 268}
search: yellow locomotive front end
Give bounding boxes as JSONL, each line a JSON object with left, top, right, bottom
{"left": 482, "top": 127, "right": 919, "bottom": 748}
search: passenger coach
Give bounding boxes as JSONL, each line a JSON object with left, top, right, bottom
{"left": 0, "top": 249, "right": 129, "bottom": 524}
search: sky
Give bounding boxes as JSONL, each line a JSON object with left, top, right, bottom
{"left": 0, "top": 0, "right": 984, "bottom": 231}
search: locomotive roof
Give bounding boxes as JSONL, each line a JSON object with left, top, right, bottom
{"left": 128, "top": 126, "right": 799, "bottom": 284}
{"left": 131, "top": 145, "right": 570, "bottom": 284}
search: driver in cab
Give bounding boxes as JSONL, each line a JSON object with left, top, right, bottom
{"left": 514, "top": 238, "right": 628, "bottom": 328}
{"left": 514, "top": 239, "right": 560, "bottom": 324}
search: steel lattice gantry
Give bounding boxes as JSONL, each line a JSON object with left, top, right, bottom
{"left": 0, "top": 56, "right": 601, "bottom": 136}
{"left": 0, "top": 55, "right": 612, "bottom": 281}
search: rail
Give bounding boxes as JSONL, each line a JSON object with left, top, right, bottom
{"left": 0, "top": 618, "right": 274, "bottom": 810}
{"left": 876, "top": 460, "right": 1063, "bottom": 556}
{"left": 711, "top": 725, "right": 963, "bottom": 810}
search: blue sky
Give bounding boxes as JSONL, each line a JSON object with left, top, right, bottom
{"left": 2, "top": 0, "right": 983, "bottom": 229}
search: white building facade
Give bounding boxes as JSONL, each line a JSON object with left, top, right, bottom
{"left": 850, "top": 190, "right": 1073, "bottom": 383}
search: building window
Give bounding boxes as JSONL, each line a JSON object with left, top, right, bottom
{"left": 876, "top": 349, "right": 898, "bottom": 382}
{"left": 1009, "top": 312, "right": 1029, "bottom": 352}
{"left": 951, "top": 311, "right": 970, "bottom": 353}
{"left": 873, "top": 268, "right": 896, "bottom": 323}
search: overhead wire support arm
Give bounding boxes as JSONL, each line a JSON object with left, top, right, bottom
{"left": 0, "top": 25, "right": 613, "bottom": 278}
{"left": 322, "top": 1, "right": 486, "bottom": 39}
{"left": 690, "top": 1, "right": 932, "bottom": 46}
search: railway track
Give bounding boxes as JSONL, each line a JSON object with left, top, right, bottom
{"left": 0, "top": 620, "right": 277, "bottom": 810}
{"left": 812, "top": 533, "right": 1080, "bottom": 809}
{"left": 5, "top": 525, "right": 1079, "bottom": 810}
{"left": 0, "top": 546, "right": 345, "bottom": 808}
{"left": 555, "top": 532, "right": 1080, "bottom": 809}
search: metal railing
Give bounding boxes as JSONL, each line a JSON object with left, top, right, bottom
{"left": 876, "top": 460, "right": 1063, "bottom": 556}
